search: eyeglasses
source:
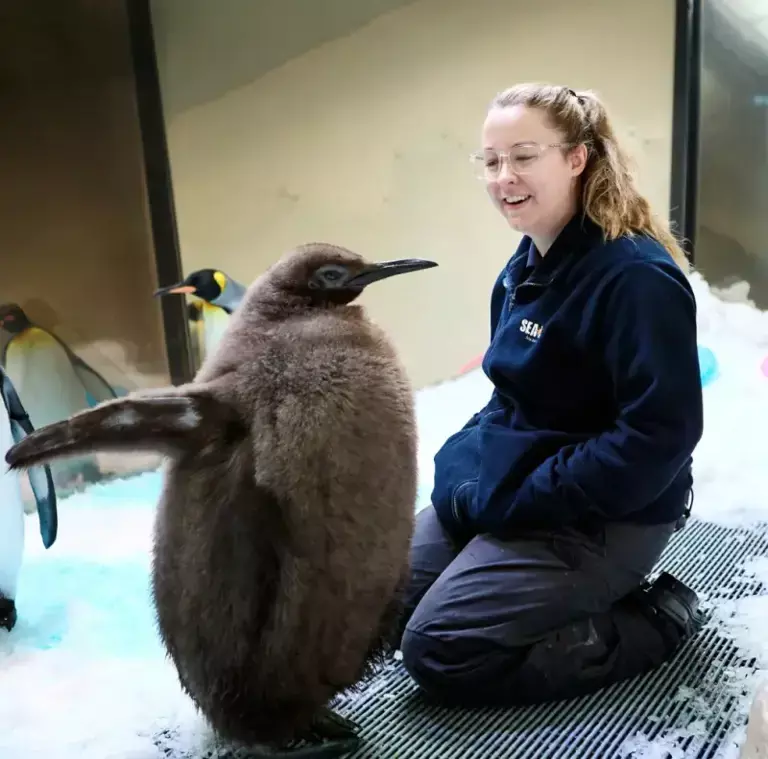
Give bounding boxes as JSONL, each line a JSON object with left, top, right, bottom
{"left": 469, "top": 142, "right": 576, "bottom": 180}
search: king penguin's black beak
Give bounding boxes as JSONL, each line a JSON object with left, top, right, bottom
{"left": 346, "top": 258, "right": 438, "bottom": 288}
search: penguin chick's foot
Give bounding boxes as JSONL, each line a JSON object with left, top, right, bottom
{"left": 248, "top": 736, "right": 361, "bottom": 758}
{"left": 0, "top": 597, "right": 17, "bottom": 632}
{"left": 304, "top": 707, "right": 360, "bottom": 742}
{"left": 252, "top": 708, "right": 362, "bottom": 758}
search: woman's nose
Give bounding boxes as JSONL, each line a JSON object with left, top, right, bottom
{"left": 496, "top": 168, "right": 519, "bottom": 187}
{"left": 496, "top": 158, "right": 520, "bottom": 183}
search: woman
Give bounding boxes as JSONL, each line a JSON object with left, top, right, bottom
{"left": 397, "top": 83, "right": 705, "bottom": 707}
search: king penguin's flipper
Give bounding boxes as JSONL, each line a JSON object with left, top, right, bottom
{"left": 70, "top": 354, "right": 118, "bottom": 406}
{"left": 50, "top": 338, "right": 118, "bottom": 407}
{"left": 0, "top": 367, "right": 57, "bottom": 549}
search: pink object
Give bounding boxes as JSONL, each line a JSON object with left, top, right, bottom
{"left": 459, "top": 354, "right": 484, "bottom": 375}
{"left": 761, "top": 356, "right": 768, "bottom": 378}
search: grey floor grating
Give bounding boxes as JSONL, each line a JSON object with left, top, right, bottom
{"left": 330, "top": 518, "right": 768, "bottom": 758}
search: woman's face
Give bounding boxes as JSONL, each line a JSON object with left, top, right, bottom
{"left": 479, "top": 104, "right": 587, "bottom": 246}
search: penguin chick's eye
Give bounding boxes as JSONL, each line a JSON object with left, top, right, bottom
{"left": 309, "top": 264, "right": 350, "bottom": 289}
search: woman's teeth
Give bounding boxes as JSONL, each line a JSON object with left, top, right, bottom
{"left": 503, "top": 195, "right": 531, "bottom": 206}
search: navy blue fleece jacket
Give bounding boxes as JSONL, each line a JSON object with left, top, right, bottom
{"left": 430, "top": 213, "right": 704, "bottom": 539}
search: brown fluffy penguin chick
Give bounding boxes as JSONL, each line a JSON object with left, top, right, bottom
{"left": 5, "top": 243, "right": 438, "bottom": 757}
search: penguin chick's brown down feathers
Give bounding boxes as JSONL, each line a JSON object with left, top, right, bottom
{"left": 5, "top": 243, "right": 437, "bottom": 752}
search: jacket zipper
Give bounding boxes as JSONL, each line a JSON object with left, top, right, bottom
{"left": 451, "top": 479, "right": 477, "bottom": 522}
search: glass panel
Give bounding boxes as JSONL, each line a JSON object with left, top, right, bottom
{"left": 696, "top": 0, "right": 768, "bottom": 307}
{"left": 0, "top": 1, "right": 170, "bottom": 499}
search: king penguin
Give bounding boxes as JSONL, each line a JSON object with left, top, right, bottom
{"left": 0, "top": 303, "right": 116, "bottom": 492}
{"left": 154, "top": 268, "right": 246, "bottom": 368}
{"left": 0, "top": 364, "right": 57, "bottom": 632}
{"left": 5, "top": 243, "right": 437, "bottom": 757}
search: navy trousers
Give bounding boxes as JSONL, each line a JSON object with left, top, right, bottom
{"left": 396, "top": 505, "right": 681, "bottom": 707}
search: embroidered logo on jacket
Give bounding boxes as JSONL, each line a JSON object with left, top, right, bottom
{"left": 519, "top": 318, "right": 543, "bottom": 342}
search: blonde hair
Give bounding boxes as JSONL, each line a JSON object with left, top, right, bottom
{"left": 490, "top": 83, "right": 689, "bottom": 271}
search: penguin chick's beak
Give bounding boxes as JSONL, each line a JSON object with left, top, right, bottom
{"left": 154, "top": 284, "right": 197, "bottom": 297}
{"left": 346, "top": 258, "right": 438, "bottom": 288}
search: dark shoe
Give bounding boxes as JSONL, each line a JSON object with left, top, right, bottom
{"left": 640, "top": 571, "right": 704, "bottom": 639}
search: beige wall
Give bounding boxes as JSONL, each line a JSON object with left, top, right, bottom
{"left": 157, "top": 0, "right": 677, "bottom": 389}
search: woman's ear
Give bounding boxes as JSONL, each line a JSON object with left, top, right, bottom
{"left": 569, "top": 143, "right": 589, "bottom": 177}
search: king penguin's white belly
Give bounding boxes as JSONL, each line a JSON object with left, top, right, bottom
{"left": 5, "top": 330, "right": 88, "bottom": 427}
{"left": 0, "top": 400, "right": 24, "bottom": 601}
{"left": 5, "top": 330, "right": 99, "bottom": 489}
{"left": 201, "top": 303, "right": 230, "bottom": 360}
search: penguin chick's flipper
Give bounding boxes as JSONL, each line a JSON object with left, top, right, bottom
{"left": 0, "top": 367, "right": 58, "bottom": 548}
{"left": 4, "top": 386, "right": 245, "bottom": 473}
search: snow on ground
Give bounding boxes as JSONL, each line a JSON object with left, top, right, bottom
{"left": 1, "top": 271, "right": 768, "bottom": 758}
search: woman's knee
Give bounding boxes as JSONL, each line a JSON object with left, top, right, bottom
{"left": 399, "top": 627, "right": 470, "bottom": 703}
{"left": 399, "top": 626, "right": 523, "bottom": 706}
